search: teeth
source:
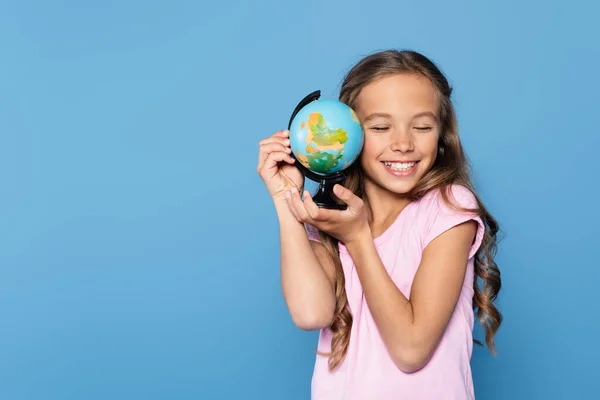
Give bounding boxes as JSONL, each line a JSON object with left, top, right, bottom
{"left": 384, "top": 161, "right": 417, "bottom": 170}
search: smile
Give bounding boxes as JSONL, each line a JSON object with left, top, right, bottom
{"left": 383, "top": 161, "right": 417, "bottom": 171}
{"left": 382, "top": 161, "right": 419, "bottom": 177}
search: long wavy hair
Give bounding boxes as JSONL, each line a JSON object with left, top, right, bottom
{"left": 316, "top": 49, "right": 502, "bottom": 371}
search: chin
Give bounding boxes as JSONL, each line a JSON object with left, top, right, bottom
{"left": 385, "top": 180, "right": 418, "bottom": 195}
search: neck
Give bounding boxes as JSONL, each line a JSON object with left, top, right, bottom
{"left": 363, "top": 180, "right": 412, "bottom": 239}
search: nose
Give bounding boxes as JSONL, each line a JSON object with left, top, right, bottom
{"left": 389, "top": 129, "right": 414, "bottom": 153}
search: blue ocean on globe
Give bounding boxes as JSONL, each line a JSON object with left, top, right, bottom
{"left": 289, "top": 99, "right": 364, "bottom": 176}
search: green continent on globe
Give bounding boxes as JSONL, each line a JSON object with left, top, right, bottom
{"left": 305, "top": 145, "right": 344, "bottom": 173}
{"left": 296, "top": 112, "right": 349, "bottom": 174}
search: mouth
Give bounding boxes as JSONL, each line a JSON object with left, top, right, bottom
{"left": 381, "top": 160, "right": 419, "bottom": 177}
{"left": 382, "top": 161, "right": 419, "bottom": 171}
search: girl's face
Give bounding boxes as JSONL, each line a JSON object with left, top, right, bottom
{"left": 353, "top": 73, "right": 441, "bottom": 196}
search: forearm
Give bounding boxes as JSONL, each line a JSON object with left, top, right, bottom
{"left": 345, "top": 233, "right": 425, "bottom": 371}
{"left": 274, "top": 198, "right": 335, "bottom": 330}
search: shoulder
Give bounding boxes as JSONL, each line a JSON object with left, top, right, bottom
{"left": 419, "top": 183, "right": 479, "bottom": 212}
{"left": 417, "top": 183, "right": 484, "bottom": 259}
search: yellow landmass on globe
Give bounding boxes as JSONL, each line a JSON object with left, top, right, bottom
{"left": 304, "top": 143, "right": 344, "bottom": 154}
{"left": 296, "top": 152, "right": 309, "bottom": 166}
{"left": 305, "top": 144, "right": 320, "bottom": 153}
{"left": 305, "top": 112, "right": 347, "bottom": 151}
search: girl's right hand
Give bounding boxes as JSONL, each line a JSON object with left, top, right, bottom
{"left": 257, "top": 130, "right": 304, "bottom": 201}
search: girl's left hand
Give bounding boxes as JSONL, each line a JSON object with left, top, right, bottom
{"left": 285, "top": 184, "right": 371, "bottom": 245}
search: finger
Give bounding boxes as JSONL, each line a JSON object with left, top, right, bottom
{"left": 303, "top": 190, "right": 325, "bottom": 221}
{"left": 333, "top": 184, "right": 363, "bottom": 212}
{"left": 258, "top": 142, "right": 293, "bottom": 173}
{"left": 260, "top": 151, "right": 296, "bottom": 174}
{"left": 289, "top": 187, "right": 311, "bottom": 223}
{"left": 284, "top": 190, "right": 302, "bottom": 221}
{"left": 260, "top": 142, "right": 292, "bottom": 159}
{"left": 303, "top": 190, "right": 343, "bottom": 221}
{"left": 259, "top": 130, "right": 290, "bottom": 146}
{"left": 258, "top": 139, "right": 292, "bottom": 170}
{"left": 259, "top": 136, "right": 290, "bottom": 147}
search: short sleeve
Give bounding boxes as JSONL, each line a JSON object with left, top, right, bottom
{"left": 304, "top": 223, "right": 322, "bottom": 242}
{"left": 422, "top": 184, "right": 485, "bottom": 259}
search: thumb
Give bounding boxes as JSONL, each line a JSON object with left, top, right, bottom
{"left": 333, "top": 184, "right": 362, "bottom": 210}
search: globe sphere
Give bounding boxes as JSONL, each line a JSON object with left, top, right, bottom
{"left": 289, "top": 99, "right": 364, "bottom": 176}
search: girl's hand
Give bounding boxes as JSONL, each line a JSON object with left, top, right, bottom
{"left": 257, "top": 130, "right": 304, "bottom": 201}
{"left": 285, "top": 183, "right": 371, "bottom": 245}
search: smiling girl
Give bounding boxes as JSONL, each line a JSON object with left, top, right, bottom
{"left": 257, "top": 49, "right": 502, "bottom": 399}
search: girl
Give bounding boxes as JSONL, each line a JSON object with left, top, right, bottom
{"left": 257, "top": 49, "right": 502, "bottom": 399}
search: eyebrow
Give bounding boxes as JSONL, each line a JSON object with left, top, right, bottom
{"left": 363, "top": 111, "right": 438, "bottom": 123}
{"left": 363, "top": 112, "right": 392, "bottom": 123}
{"left": 412, "top": 111, "right": 437, "bottom": 120}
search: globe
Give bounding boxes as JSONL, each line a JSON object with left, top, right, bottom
{"left": 289, "top": 98, "right": 364, "bottom": 177}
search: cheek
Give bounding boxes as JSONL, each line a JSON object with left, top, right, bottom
{"left": 358, "top": 136, "right": 383, "bottom": 165}
{"left": 361, "top": 136, "right": 377, "bottom": 162}
{"left": 418, "top": 134, "right": 440, "bottom": 159}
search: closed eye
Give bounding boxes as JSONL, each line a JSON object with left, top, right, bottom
{"left": 371, "top": 126, "right": 389, "bottom": 132}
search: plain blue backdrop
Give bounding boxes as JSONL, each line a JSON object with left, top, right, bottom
{"left": 1, "top": 0, "right": 598, "bottom": 399}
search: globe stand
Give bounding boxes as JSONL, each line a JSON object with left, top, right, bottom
{"left": 292, "top": 158, "right": 348, "bottom": 210}
{"left": 287, "top": 89, "right": 348, "bottom": 210}
{"left": 308, "top": 171, "right": 348, "bottom": 210}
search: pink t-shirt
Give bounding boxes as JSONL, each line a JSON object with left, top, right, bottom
{"left": 305, "top": 184, "right": 485, "bottom": 400}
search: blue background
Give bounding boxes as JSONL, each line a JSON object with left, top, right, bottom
{"left": 1, "top": 0, "right": 598, "bottom": 399}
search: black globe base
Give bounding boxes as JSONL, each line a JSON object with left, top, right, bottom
{"left": 311, "top": 177, "right": 347, "bottom": 210}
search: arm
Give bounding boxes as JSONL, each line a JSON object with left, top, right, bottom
{"left": 345, "top": 220, "right": 477, "bottom": 373}
{"left": 274, "top": 197, "right": 337, "bottom": 331}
